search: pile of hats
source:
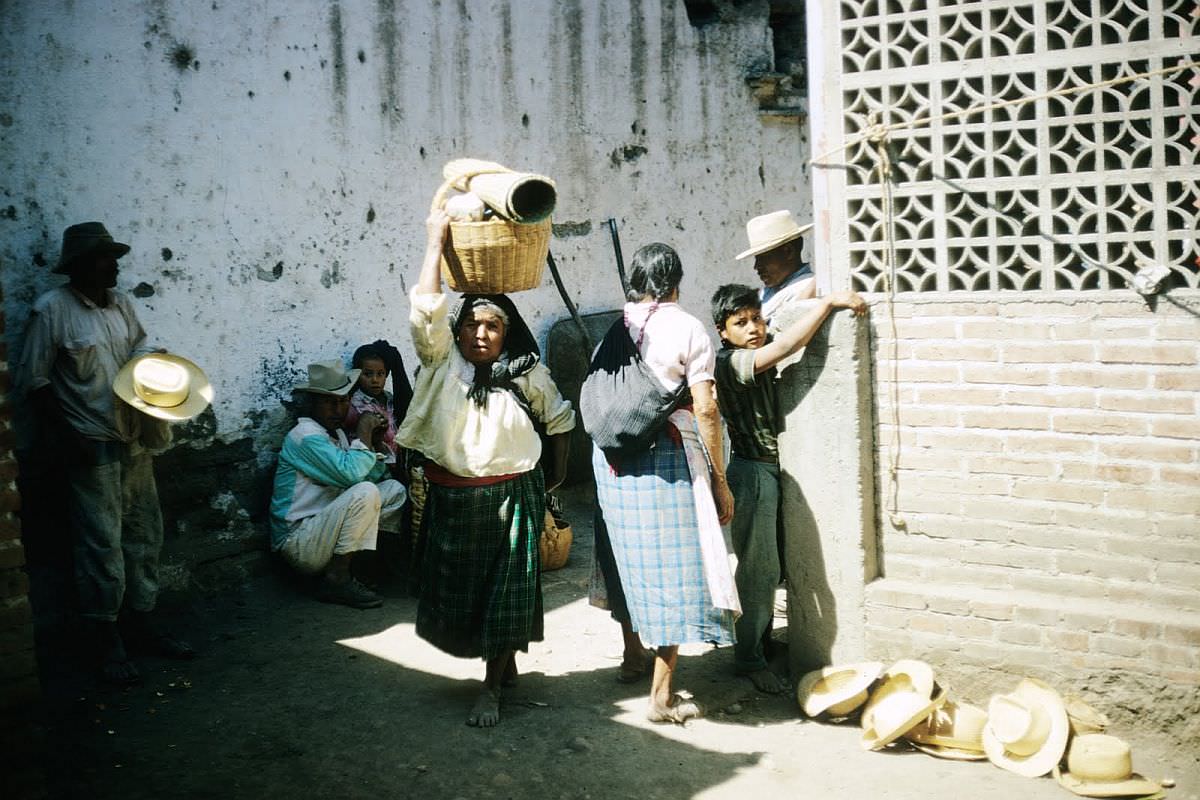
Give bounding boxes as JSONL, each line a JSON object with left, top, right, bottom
{"left": 796, "top": 661, "right": 1170, "bottom": 798}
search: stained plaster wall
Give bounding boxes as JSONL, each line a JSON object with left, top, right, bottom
{"left": 0, "top": 1, "right": 812, "bottom": 586}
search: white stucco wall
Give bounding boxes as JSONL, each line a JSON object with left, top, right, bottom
{"left": 1, "top": 0, "right": 812, "bottom": 450}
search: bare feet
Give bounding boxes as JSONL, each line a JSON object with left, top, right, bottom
{"left": 745, "top": 668, "right": 785, "bottom": 694}
{"left": 618, "top": 648, "right": 654, "bottom": 683}
{"left": 466, "top": 688, "right": 501, "bottom": 727}
{"left": 646, "top": 694, "right": 703, "bottom": 724}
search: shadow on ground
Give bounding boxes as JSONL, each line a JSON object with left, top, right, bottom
{"left": 30, "top": 485, "right": 795, "bottom": 800}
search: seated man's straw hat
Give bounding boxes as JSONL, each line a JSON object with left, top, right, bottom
{"left": 1053, "top": 734, "right": 1161, "bottom": 798}
{"left": 905, "top": 698, "right": 989, "bottom": 760}
{"left": 114, "top": 353, "right": 213, "bottom": 422}
{"left": 293, "top": 360, "right": 360, "bottom": 397}
{"left": 982, "top": 677, "right": 1070, "bottom": 777}
{"left": 796, "top": 662, "right": 882, "bottom": 718}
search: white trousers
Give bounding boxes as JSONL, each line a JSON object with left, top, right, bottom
{"left": 279, "top": 480, "right": 406, "bottom": 575}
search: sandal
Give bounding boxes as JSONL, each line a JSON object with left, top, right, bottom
{"left": 646, "top": 694, "right": 703, "bottom": 724}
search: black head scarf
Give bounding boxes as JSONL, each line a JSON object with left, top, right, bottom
{"left": 351, "top": 339, "right": 414, "bottom": 424}
{"left": 451, "top": 294, "right": 541, "bottom": 409}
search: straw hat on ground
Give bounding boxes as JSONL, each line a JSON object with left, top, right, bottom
{"left": 1053, "top": 734, "right": 1161, "bottom": 797}
{"left": 114, "top": 353, "right": 213, "bottom": 421}
{"left": 861, "top": 683, "right": 948, "bottom": 751}
{"left": 860, "top": 659, "right": 935, "bottom": 732}
{"left": 294, "top": 361, "right": 360, "bottom": 397}
{"left": 1065, "top": 696, "right": 1112, "bottom": 737}
{"left": 983, "top": 677, "right": 1070, "bottom": 777}
{"left": 736, "top": 210, "right": 814, "bottom": 260}
{"left": 796, "top": 662, "right": 882, "bottom": 718}
{"left": 905, "top": 698, "right": 989, "bottom": 761}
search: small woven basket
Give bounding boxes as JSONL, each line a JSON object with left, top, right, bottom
{"left": 432, "top": 172, "right": 550, "bottom": 293}
{"left": 539, "top": 509, "right": 572, "bottom": 572}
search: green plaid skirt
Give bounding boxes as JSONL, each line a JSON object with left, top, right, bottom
{"left": 416, "top": 468, "right": 545, "bottom": 660}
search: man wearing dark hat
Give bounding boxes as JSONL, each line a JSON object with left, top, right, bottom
{"left": 269, "top": 360, "right": 407, "bottom": 609}
{"left": 18, "top": 222, "right": 194, "bottom": 685}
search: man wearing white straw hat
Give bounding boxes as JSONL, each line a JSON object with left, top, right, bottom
{"left": 18, "top": 222, "right": 204, "bottom": 686}
{"left": 736, "top": 210, "right": 817, "bottom": 324}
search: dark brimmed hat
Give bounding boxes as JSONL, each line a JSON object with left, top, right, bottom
{"left": 55, "top": 222, "right": 131, "bottom": 274}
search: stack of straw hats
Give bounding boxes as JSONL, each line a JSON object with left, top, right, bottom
{"left": 795, "top": 661, "right": 1168, "bottom": 798}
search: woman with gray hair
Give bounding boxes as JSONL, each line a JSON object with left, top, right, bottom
{"left": 396, "top": 209, "right": 575, "bottom": 727}
{"left": 591, "top": 242, "right": 737, "bottom": 724}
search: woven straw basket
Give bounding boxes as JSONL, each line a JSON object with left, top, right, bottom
{"left": 539, "top": 509, "right": 572, "bottom": 572}
{"left": 431, "top": 170, "right": 551, "bottom": 294}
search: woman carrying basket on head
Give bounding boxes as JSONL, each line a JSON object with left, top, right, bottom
{"left": 396, "top": 209, "right": 575, "bottom": 727}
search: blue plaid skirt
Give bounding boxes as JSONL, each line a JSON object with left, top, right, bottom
{"left": 591, "top": 435, "right": 735, "bottom": 647}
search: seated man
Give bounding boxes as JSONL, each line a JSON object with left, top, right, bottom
{"left": 270, "top": 360, "right": 407, "bottom": 609}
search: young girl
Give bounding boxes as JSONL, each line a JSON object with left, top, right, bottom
{"left": 343, "top": 340, "right": 413, "bottom": 476}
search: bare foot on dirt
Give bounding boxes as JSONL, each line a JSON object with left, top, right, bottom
{"left": 646, "top": 695, "right": 703, "bottom": 725}
{"left": 746, "top": 668, "right": 785, "bottom": 694}
{"left": 618, "top": 648, "right": 653, "bottom": 683}
{"left": 466, "top": 688, "right": 501, "bottom": 727}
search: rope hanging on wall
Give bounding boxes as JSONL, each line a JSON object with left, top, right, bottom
{"left": 812, "top": 59, "right": 1199, "bottom": 533}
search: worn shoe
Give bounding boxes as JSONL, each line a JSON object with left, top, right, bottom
{"left": 120, "top": 611, "right": 196, "bottom": 660}
{"left": 317, "top": 575, "right": 383, "bottom": 609}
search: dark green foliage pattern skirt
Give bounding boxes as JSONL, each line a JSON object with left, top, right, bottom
{"left": 416, "top": 468, "right": 545, "bottom": 660}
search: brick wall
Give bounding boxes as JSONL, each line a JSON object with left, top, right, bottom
{"left": 0, "top": 288, "right": 38, "bottom": 707}
{"left": 864, "top": 292, "right": 1200, "bottom": 744}
{"left": 0, "top": 283, "right": 43, "bottom": 798}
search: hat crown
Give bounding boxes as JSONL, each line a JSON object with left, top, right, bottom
{"left": 909, "top": 700, "right": 987, "bottom": 749}
{"left": 745, "top": 210, "right": 802, "bottom": 245}
{"left": 989, "top": 695, "right": 1051, "bottom": 755}
{"left": 1067, "top": 735, "right": 1134, "bottom": 782}
{"left": 57, "top": 221, "right": 129, "bottom": 272}
{"left": 738, "top": 210, "right": 813, "bottom": 260}
{"left": 132, "top": 357, "right": 190, "bottom": 408}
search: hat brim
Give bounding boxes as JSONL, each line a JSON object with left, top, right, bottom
{"left": 797, "top": 662, "right": 882, "bottom": 718}
{"left": 911, "top": 742, "right": 988, "bottom": 761}
{"left": 982, "top": 679, "right": 1070, "bottom": 778}
{"left": 54, "top": 241, "right": 131, "bottom": 274}
{"left": 294, "top": 369, "right": 360, "bottom": 397}
{"left": 113, "top": 353, "right": 213, "bottom": 421}
{"left": 736, "top": 223, "right": 814, "bottom": 261}
{"left": 1053, "top": 765, "right": 1163, "bottom": 798}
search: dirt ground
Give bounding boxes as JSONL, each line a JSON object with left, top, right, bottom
{"left": 26, "top": 486, "right": 1200, "bottom": 800}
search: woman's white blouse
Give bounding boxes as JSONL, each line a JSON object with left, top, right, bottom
{"left": 395, "top": 290, "right": 576, "bottom": 477}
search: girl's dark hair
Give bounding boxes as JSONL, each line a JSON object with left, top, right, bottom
{"left": 626, "top": 243, "right": 684, "bottom": 302}
{"left": 351, "top": 343, "right": 389, "bottom": 371}
{"left": 710, "top": 283, "right": 761, "bottom": 327}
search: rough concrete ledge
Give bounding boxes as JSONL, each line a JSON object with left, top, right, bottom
{"left": 864, "top": 576, "right": 1200, "bottom": 748}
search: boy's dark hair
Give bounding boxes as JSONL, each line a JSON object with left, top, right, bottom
{"left": 351, "top": 343, "right": 390, "bottom": 371}
{"left": 626, "top": 243, "right": 684, "bottom": 303}
{"left": 710, "top": 283, "right": 761, "bottom": 328}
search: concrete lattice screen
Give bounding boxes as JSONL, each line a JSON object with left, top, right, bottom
{"left": 832, "top": 0, "right": 1198, "bottom": 292}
